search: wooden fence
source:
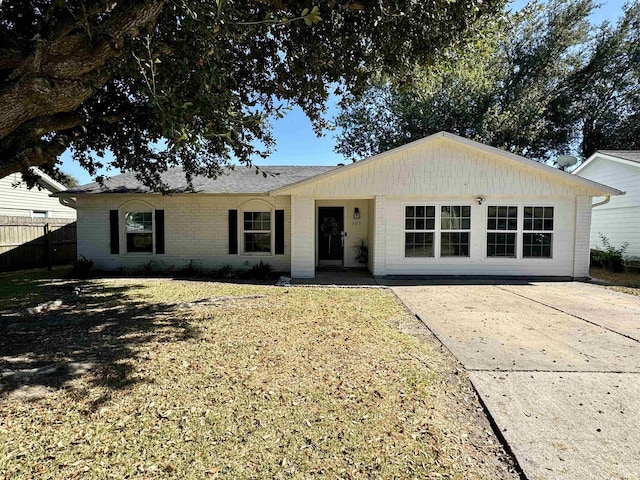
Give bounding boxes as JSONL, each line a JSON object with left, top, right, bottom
{"left": 0, "top": 216, "right": 77, "bottom": 272}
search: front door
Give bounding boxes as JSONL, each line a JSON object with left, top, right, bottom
{"left": 318, "top": 207, "right": 344, "bottom": 266}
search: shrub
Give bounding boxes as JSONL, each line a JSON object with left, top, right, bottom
{"left": 215, "top": 264, "right": 236, "bottom": 280}
{"left": 70, "top": 255, "right": 94, "bottom": 278}
{"left": 592, "top": 234, "right": 628, "bottom": 272}
{"left": 353, "top": 238, "right": 369, "bottom": 266}
{"left": 248, "top": 260, "right": 273, "bottom": 280}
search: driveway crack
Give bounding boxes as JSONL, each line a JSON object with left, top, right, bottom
{"left": 494, "top": 285, "right": 640, "bottom": 345}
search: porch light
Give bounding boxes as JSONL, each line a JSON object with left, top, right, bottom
{"left": 353, "top": 207, "right": 360, "bottom": 219}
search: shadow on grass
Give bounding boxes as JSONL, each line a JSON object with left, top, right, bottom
{"left": 0, "top": 277, "right": 200, "bottom": 404}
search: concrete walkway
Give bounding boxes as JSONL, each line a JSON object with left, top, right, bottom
{"left": 392, "top": 282, "right": 640, "bottom": 480}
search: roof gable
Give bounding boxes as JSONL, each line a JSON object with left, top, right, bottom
{"left": 272, "top": 132, "right": 621, "bottom": 197}
{"left": 573, "top": 150, "right": 640, "bottom": 176}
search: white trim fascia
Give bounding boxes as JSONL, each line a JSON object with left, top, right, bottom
{"left": 573, "top": 152, "right": 640, "bottom": 175}
{"left": 268, "top": 131, "right": 624, "bottom": 197}
{"left": 31, "top": 167, "right": 68, "bottom": 192}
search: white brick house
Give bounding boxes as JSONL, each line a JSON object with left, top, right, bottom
{"left": 58, "top": 132, "right": 621, "bottom": 279}
{"left": 573, "top": 150, "right": 640, "bottom": 257}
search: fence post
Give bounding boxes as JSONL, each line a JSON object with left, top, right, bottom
{"left": 45, "top": 223, "right": 51, "bottom": 270}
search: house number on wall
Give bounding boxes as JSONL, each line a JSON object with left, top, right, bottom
{"left": 352, "top": 220, "right": 362, "bottom": 226}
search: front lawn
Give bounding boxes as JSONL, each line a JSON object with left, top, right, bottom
{"left": 590, "top": 266, "right": 640, "bottom": 296}
{"left": 0, "top": 274, "right": 517, "bottom": 479}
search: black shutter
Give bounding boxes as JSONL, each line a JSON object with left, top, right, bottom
{"left": 109, "top": 210, "right": 119, "bottom": 254}
{"left": 229, "top": 209, "right": 238, "bottom": 254}
{"left": 155, "top": 210, "right": 165, "bottom": 254}
{"left": 275, "top": 209, "right": 284, "bottom": 255}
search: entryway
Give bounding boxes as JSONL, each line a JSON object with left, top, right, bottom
{"left": 317, "top": 206, "right": 344, "bottom": 266}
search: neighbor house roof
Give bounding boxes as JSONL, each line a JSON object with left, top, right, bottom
{"left": 597, "top": 150, "right": 640, "bottom": 163}
{"left": 573, "top": 150, "right": 640, "bottom": 175}
{"left": 30, "top": 167, "right": 69, "bottom": 193}
{"left": 59, "top": 165, "right": 337, "bottom": 195}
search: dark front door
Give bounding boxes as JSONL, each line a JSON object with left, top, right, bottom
{"left": 318, "top": 207, "right": 344, "bottom": 266}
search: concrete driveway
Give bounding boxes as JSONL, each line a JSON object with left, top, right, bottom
{"left": 392, "top": 281, "right": 640, "bottom": 480}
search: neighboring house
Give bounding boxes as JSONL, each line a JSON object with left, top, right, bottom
{"left": 573, "top": 151, "right": 639, "bottom": 258}
{"left": 57, "top": 132, "right": 621, "bottom": 279}
{"left": 0, "top": 168, "right": 77, "bottom": 270}
{"left": 0, "top": 168, "right": 77, "bottom": 219}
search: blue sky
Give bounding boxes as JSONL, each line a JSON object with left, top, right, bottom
{"left": 60, "top": 0, "right": 629, "bottom": 185}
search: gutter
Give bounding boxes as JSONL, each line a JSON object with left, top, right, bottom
{"left": 59, "top": 196, "right": 77, "bottom": 209}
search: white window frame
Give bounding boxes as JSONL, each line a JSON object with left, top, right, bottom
{"left": 439, "top": 205, "right": 472, "bottom": 258}
{"left": 404, "top": 205, "right": 437, "bottom": 258}
{"left": 124, "top": 210, "right": 154, "bottom": 254}
{"left": 522, "top": 206, "right": 554, "bottom": 259}
{"left": 31, "top": 210, "right": 49, "bottom": 218}
{"left": 403, "top": 203, "right": 473, "bottom": 259}
{"left": 241, "top": 210, "right": 274, "bottom": 256}
{"left": 483, "top": 203, "right": 555, "bottom": 260}
{"left": 486, "top": 205, "right": 518, "bottom": 259}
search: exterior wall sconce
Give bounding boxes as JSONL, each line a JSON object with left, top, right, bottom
{"left": 476, "top": 197, "right": 485, "bottom": 205}
{"left": 353, "top": 207, "right": 360, "bottom": 219}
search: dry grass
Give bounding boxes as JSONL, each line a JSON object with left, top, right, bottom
{"left": 590, "top": 266, "right": 640, "bottom": 296}
{"left": 0, "top": 277, "right": 517, "bottom": 479}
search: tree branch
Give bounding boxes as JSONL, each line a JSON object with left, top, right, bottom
{"left": 0, "top": 0, "right": 164, "bottom": 141}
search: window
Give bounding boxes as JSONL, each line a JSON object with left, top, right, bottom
{"left": 125, "top": 212, "right": 153, "bottom": 252}
{"left": 244, "top": 211, "right": 271, "bottom": 253}
{"left": 487, "top": 206, "right": 517, "bottom": 258}
{"left": 405, "top": 206, "right": 436, "bottom": 257}
{"left": 32, "top": 210, "right": 48, "bottom": 218}
{"left": 523, "top": 207, "right": 553, "bottom": 258}
{"left": 440, "top": 206, "right": 471, "bottom": 257}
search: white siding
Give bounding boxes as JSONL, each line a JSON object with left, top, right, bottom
{"left": 77, "top": 194, "right": 290, "bottom": 271}
{"left": 286, "top": 139, "right": 592, "bottom": 199}
{"left": 380, "top": 196, "right": 577, "bottom": 277}
{"left": 372, "top": 196, "right": 386, "bottom": 276}
{"left": 575, "top": 158, "right": 640, "bottom": 257}
{"left": 573, "top": 196, "right": 592, "bottom": 278}
{"left": 0, "top": 173, "right": 76, "bottom": 219}
{"left": 290, "top": 196, "right": 314, "bottom": 277}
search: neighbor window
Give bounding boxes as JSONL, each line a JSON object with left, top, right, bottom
{"left": 523, "top": 207, "right": 553, "bottom": 258}
{"left": 440, "top": 206, "right": 471, "bottom": 257}
{"left": 405, "top": 205, "right": 435, "bottom": 257}
{"left": 486, "top": 206, "right": 517, "bottom": 257}
{"left": 244, "top": 211, "right": 271, "bottom": 253}
{"left": 125, "top": 212, "right": 153, "bottom": 252}
{"left": 32, "top": 210, "right": 48, "bottom": 218}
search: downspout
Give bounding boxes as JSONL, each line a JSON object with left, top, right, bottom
{"left": 592, "top": 196, "right": 611, "bottom": 208}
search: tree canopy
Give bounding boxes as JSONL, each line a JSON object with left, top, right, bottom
{"left": 0, "top": 0, "right": 504, "bottom": 190}
{"left": 335, "top": 0, "right": 640, "bottom": 165}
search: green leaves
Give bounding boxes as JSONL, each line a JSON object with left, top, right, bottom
{"left": 336, "top": 0, "right": 640, "bottom": 164}
{"left": 1, "top": 0, "right": 504, "bottom": 190}
{"left": 302, "top": 6, "right": 322, "bottom": 27}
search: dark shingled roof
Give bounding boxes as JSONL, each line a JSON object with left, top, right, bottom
{"left": 63, "top": 166, "right": 337, "bottom": 195}
{"left": 598, "top": 150, "right": 640, "bottom": 164}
